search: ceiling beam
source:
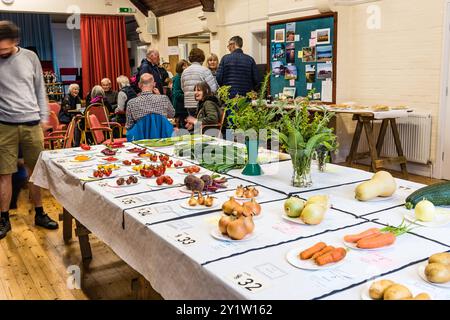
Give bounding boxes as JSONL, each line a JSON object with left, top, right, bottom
{"left": 130, "top": 0, "right": 149, "bottom": 17}
{"left": 200, "top": 0, "right": 215, "bottom": 12}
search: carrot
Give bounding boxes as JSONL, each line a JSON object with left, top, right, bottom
{"left": 299, "top": 242, "right": 327, "bottom": 260}
{"left": 311, "top": 245, "right": 335, "bottom": 260}
{"left": 356, "top": 232, "right": 396, "bottom": 249}
{"left": 344, "top": 228, "right": 381, "bottom": 243}
{"left": 315, "top": 247, "right": 347, "bottom": 266}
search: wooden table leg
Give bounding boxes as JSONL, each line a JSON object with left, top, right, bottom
{"left": 62, "top": 208, "right": 73, "bottom": 243}
{"left": 362, "top": 118, "right": 379, "bottom": 173}
{"left": 376, "top": 119, "right": 389, "bottom": 157}
{"left": 390, "top": 118, "right": 409, "bottom": 179}
{"left": 346, "top": 115, "right": 364, "bottom": 165}
{"left": 75, "top": 219, "right": 92, "bottom": 267}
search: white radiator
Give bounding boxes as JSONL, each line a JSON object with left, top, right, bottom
{"left": 357, "top": 113, "right": 432, "bottom": 164}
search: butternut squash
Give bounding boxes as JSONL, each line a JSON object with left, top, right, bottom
{"left": 355, "top": 171, "right": 397, "bottom": 201}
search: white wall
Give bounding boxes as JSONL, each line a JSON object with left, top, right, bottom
{"left": 51, "top": 23, "right": 81, "bottom": 69}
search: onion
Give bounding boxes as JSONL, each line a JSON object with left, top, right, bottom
{"left": 415, "top": 199, "right": 435, "bottom": 222}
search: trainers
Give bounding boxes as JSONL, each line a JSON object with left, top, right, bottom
{"left": 35, "top": 214, "right": 59, "bottom": 230}
{"left": 0, "top": 217, "right": 11, "bottom": 239}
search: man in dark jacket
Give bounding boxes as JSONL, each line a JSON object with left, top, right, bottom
{"left": 136, "top": 49, "right": 166, "bottom": 95}
{"left": 216, "top": 36, "right": 260, "bottom": 98}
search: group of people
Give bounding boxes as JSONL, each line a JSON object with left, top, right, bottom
{"left": 128, "top": 35, "right": 261, "bottom": 134}
{"left": 0, "top": 18, "right": 261, "bottom": 240}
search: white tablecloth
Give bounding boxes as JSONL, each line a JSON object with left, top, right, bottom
{"left": 30, "top": 139, "right": 450, "bottom": 300}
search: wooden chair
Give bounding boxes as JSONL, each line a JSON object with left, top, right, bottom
{"left": 201, "top": 108, "right": 226, "bottom": 137}
{"left": 87, "top": 114, "right": 127, "bottom": 145}
{"left": 44, "top": 115, "right": 81, "bottom": 149}
{"left": 85, "top": 103, "right": 123, "bottom": 138}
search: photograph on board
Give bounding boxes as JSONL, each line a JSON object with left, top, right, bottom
{"left": 274, "top": 29, "right": 285, "bottom": 42}
{"left": 317, "top": 45, "right": 332, "bottom": 62}
{"left": 286, "top": 43, "right": 295, "bottom": 64}
{"left": 317, "top": 63, "right": 333, "bottom": 80}
{"left": 302, "top": 47, "right": 316, "bottom": 62}
{"left": 286, "top": 22, "right": 296, "bottom": 42}
{"left": 272, "top": 61, "right": 286, "bottom": 76}
{"left": 305, "top": 65, "right": 316, "bottom": 83}
{"left": 285, "top": 65, "right": 298, "bottom": 80}
{"left": 271, "top": 43, "right": 286, "bottom": 60}
{"left": 316, "top": 28, "right": 331, "bottom": 45}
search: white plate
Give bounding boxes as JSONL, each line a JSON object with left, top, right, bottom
{"left": 98, "top": 158, "right": 121, "bottom": 164}
{"left": 360, "top": 279, "right": 434, "bottom": 300}
{"left": 282, "top": 214, "right": 307, "bottom": 225}
{"left": 180, "top": 201, "right": 219, "bottom": 210}
{"left": 342, "top": 239, "right": 394, "bottom": 251}
{"left": 107, "top": 179, "right": 141, "bottom": 188}
{"left": 285, "top": 246, "right": 346, "bottom": 270}
{"left": 403, "top": 211, "right": 450, "bottom": 228}
{"left": 210, "top": 228, "right": 257, "bottom": 242}
{"left": 177, "top": 168, "right": 206, "bottom": 175}
{"left": 417, "top": 262, "right": 450, "bottom": 288}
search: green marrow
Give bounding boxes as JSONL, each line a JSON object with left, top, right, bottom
{"left": 405, "top": 181, "right": 450, "bottom": 209}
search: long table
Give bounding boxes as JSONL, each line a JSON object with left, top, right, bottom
{"left": 30, "top": 138, "right": 450, "bottom": 300}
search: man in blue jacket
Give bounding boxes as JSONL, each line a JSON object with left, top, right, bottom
{"left": 136, "top": 49, "right": 166, "bottom": 95}
{"left": 216, "top": 36, "right": 260, "bottom": 98}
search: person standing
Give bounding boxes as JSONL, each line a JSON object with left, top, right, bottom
{"left": 172, "top": 59, "right": 190, "bottom": 127}
{"left": 207, "top": 53, "right": 219, "bottom": 77}
{"left": 181, "top": 48, "right": 218, "bottom": 116}
{"left": 136, "top": 48, "right": 166, "bottom": 95}
{"left": 0, "top": 21, "right": 59, "bottom": 239}
{"left": 216, "top": 36, "right": 260, "bottom": 98}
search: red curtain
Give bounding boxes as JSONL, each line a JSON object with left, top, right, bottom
{"left": 80, "top": 15, "right": 130, "bottom": 97}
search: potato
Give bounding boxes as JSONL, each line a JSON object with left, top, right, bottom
{"left": 369, "top": 280, "right": 395, "bottom": 300}
{"left": 425, "top": 263, "right": 450, "bottom": 284}
{"left": 428, "top": 252, "right": 450, "bottom": 265}
{"left": 414, "top": 293, "right": 431, "bottom": 300}
{"left": 383, "top": 284, "right": 412, "bottom": 300}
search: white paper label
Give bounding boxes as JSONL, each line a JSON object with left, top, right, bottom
{"left": 228, "top": 271, "right": 269, "bottom": 293}
{"left": 172, "top": 231, "right": 197, "bottom": 246}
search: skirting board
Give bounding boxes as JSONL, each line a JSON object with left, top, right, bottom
{"left": 354, "top": 159, "right": 433, "bottom": 179}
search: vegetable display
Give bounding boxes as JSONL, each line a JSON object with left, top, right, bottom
{"left": 222, "top": 197, "right": 262, "bottom": 217}
{"left": 299, "top": 242, "right": 346, "bottom": 266}
{"left": 355, "top": 171, "right": 396, "bottom": 201}
{"left": 184, "top": 174, "right": 227, "bottom": 192}
{"left": 283, "top": 195, "right": 329, "bottom": 225}
{"left": 368, "top": 280, "right": 430, "bottom": 300}
{"left": 414, "top": 199, "right": 436, "bottom": 222}
{"left": 405, "top": 181, "right": 450, "bottom": 209}
{"left": 424, "top": 252, "right": 450, "bottom": 284}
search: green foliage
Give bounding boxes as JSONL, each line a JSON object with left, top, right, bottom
{"left": 219, "top": 73, "right": 282, "bottom": 134}
{"left": 278, "top": 92, "right": 338, "bottom": 158}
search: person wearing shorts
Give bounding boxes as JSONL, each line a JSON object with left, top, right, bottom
{"left": 0, "top": 20, "right": 58, "bottom": 239}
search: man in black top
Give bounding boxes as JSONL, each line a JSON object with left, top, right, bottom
{"left": 216, "top": 36, "right": 260, "bottom": 98}
{"left": 136, "top": 49, "right": 166, "bottom": 95}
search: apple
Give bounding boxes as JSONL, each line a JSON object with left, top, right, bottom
{"left": 284, "top": 197, "right": 305, "bottom": 218}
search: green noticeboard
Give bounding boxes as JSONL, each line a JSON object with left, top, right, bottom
{"left": 267, "top": 13, "right": 337, "bottom": 103}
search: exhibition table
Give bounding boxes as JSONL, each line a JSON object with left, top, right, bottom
{"left": 30, "top": 138, "right": 450, "bottom": 300}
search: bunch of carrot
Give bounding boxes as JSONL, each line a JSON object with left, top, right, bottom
{"left": 344, "top": 228, "right": 396, "bottom": 249}
{"left": 299, "top": 242, "right": 347, "bottom": 266}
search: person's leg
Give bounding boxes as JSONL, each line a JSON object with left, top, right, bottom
{"left": 0, "top": 123, "right": 19, "bottom": 239}
{"left": 20, "top": 125, "right": 58, "bottom": 230}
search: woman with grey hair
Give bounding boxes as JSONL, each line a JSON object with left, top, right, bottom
{"left": 114, "top": 75, "right": 137, "bottom": 124}
{"left": 88, "top": 85, "right": 113, "bottom": 113}
{"left": 59, "top": 83, "right": 81, "bottom": 124}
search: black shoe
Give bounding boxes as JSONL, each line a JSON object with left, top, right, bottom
{"left": 0, "top": 217, "right": 11, "bottom": 239}
{"left": 35, "top": 214, "right": 59, "bottom": 230}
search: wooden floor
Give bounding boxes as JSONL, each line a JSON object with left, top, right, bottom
{"left": 0, "top": 165, "right": 443, "bottom": 300}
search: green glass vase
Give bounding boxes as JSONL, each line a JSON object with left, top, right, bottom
{"left": 242, "top": 139, "right": 262, "bottom": 176}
